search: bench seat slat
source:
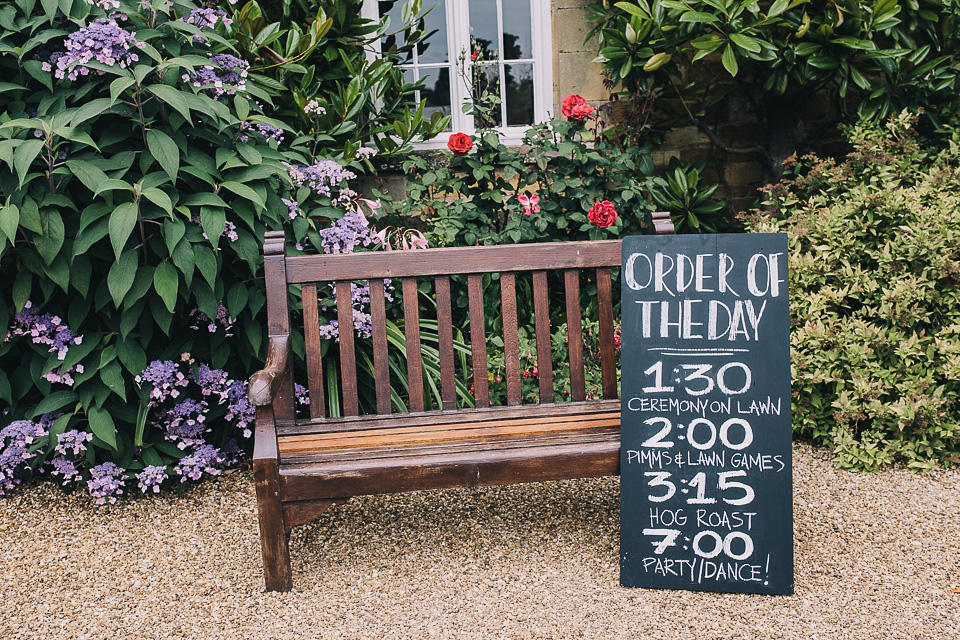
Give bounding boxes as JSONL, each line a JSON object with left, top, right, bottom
{"left": 278, "top": 412, "right": 620, "bottom": 453}
{"left": 279, "top": 436, "right": 620, "bottom": 501}
{"left": 276, "top": 399, "right": 621, "bottom": 436}
{"left": 280, "top": 431, "right": 619, "bottom": 466}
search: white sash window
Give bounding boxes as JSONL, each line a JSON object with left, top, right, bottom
{"left": 363, "top": 0, "right": 554, "bottom": 147}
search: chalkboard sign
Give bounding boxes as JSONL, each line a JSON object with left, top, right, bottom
{"left": 620, "top": 233, "right": 793, "bottom": 595}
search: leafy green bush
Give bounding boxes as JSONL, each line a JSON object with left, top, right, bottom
{"left": 0, "top": 0, "right": 443, "bottom": 499}
{"left": 746, "top": 113, "right": 960, "bottom": 471}
{"left": 589, "top": 0, "right": 960, "bottom": 185}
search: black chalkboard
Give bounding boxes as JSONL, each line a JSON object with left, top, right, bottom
{"left": 620, "top": 233, "right": 793, "bottom": 595}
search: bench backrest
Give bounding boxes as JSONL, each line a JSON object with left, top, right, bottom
{"left": 263, "top": 214, "right": 674, "bottom": 424}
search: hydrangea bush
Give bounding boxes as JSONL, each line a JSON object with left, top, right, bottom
{"left": 0, "top": 0, "right": 445, "bottom": 500}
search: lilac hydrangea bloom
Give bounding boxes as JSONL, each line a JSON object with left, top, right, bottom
{"left": 85, "top": 0, "right": 120, "bottom": 10}
{"left": 49, "top": 457, "right": 83, "bottom": 486}
{"left": 157, "top": 398, "right": 209, "bottom": 449}
{"left": 55, "top": 429, "right": 93, "bottom": 456}
{"left": 11, "top": 301, "right": 84, "bottom": 361}
{"left": 224, "top": 380, "right": 254, "bottom": 438}
{"left": 188, "top": 305, "right": 235, "bottom": 336}
{"left": 136, "top": 465, "right": 168, "bottom": 493}
{"left": 285, "top": 160, "right": 356, "bottom": 200}
{"left": 183, "top": 53, "right": 249, "bottom": 100}
{"left": 0, "top": 419, "right": 47, "bottom": 494}
{"left": 87, "top": 462, "right": 126, "bottom": 505}
{"left": 174, "top": 444, "right": 225, "bottom": 481}
{"left": 136, "top": 359, "right": 190, "bottom": 403}
{"left": 47, "top": 17, "right": 144, "bottom": 81}
{"left": 185, "top": 8, "right": 232, "bottom": 30}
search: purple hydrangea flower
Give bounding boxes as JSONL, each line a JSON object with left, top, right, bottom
{"left": 0, "top": 419, "right": 47, "bottom": 449}
{"left": 136, "top": 465, "right": 168, "bottom": 493}
{"left": 295, "top": 383, "right": 310, "bottom": 406}
{"left": 224, "top": 380, "right": 254, "bottom": 438}
{"left": 87, "top": 462, "right": 126, "bottom": 505}
{"left": 85, "top": 0, "right": 120, "bottom": 10}
{"left": 188, "top": 305, "right": 235, "bottom": 336}
{"left": 11, "top": 301, "right": 83, "bottom": 360}
{"left": 185, "top": 8, "right": 232, "bottom": 30}
{"left": 285, "top": 160, "right": 356, "bottom": 200}
{"left": 174, "top": 444, "right": 225, "bottom": 481}
{"left": 49, "top": 457, "right": 83, "bottom": 486}
{"left": 48, "top": 17, "right": 144, "bottom": 81}
{"left": 281, "top": 197, "right": 299, "bottom": 220}
{"left": 183, "top": 53, "right": 249, "bottom": 100}
{"left": 157, "top": 398, "right": 209, "bottom": 449}
{"left": 136, "top": 359, "right": 190, "bottom": 403}
{"left": 56, "top": 429, "right": 93, "bottom": 456}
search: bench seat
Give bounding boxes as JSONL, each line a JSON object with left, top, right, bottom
{"left": 277, "top": 400, "right": 621, "bottom": 500}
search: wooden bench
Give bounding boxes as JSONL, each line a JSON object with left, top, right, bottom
{"left": 248, "top": 214, "right": 675, "bottom": 591}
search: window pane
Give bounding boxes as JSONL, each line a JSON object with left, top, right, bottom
{"left": 420, "top": 68, "right": 452, "bottom": 127}
{"left": 401, "top": 67, "right": 418, "bottom": 101}
{"left": 504, "top": 63, "right": 534, "bottom": 126}
{"left": 502, "top": 2, "right": 531, "bottom": 60}
{"left": 417, "top": 1, "right": 448, "bottom": 64}
{"left": 472, "top": 63, "right": 502, "bottom": 128}
{"left": 469, "top": 0, "right": 500, "bottom": 60}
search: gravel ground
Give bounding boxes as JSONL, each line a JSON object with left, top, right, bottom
{"left": 2, "top": 441, "right": 958, "bottom": 639}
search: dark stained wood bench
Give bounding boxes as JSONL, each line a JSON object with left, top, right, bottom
{"left": 248, "top": 215, "right": 675, "bottom": 591}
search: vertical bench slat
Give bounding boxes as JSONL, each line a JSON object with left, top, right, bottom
{"left": 501, "top": 272, "right": 523, "bottom": 406}
{"left": 402, "top": 277, "right": 425, "bottom": 412}
{"left": 435, "top": 276, "right": 457, "bottom": 410}
{"left": 564, "top": 269, "right": 586, "bottom": 402}
{"left": 335, "top": 281, "right": 359, "bottom": 416}
{"left": 532, "top": 270, "right": 554, "bottom": 404}
{"left": 301, "top": 283, "right": 326, "bottom": 419}
{"left": 467, "top": 274, "right": 490, "bottom": 408}
{"left": 369, "top": 279, "right": 391, "bottom": 415}
{"left": 596, "top": 267, "right": 617, "bottom": 400}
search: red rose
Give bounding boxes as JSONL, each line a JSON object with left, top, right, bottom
{"left": 471, "top": 52, "right": 479, "bottom": 61}
{"left": 588, "top": 200, "right": 618, "bottom": 229}
{"left": 447, "top": 132, "right": 473, "bottom": 156}
{"left": 561, "top": 94, "right": 595, "bottom": 121}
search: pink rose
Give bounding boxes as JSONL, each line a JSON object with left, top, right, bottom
{"left": 562, "top": 94, "right": 595, "bottom": 121}
{"left": 588, "top": 200, "right": 618, "bottom": 229}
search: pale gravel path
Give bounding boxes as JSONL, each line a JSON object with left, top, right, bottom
{"left": 1, "top": 442, "right": 958, "bottom": 639}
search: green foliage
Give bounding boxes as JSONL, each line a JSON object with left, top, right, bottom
{"left": 389, "top": 118, "right": 658, "bottom": 248}
{"left": 0, "top": 0, "right": 448, "bottom": 496}
{"left": 746, "top": 113, "right": 960, "bottom": 471}
{"left": 225, "top": 0, "right": 449, "bottom": 158}
{"left": 647, "top": 158, "right": 730, "bottom": 232}
{"left": 588, "top": 0, "right": 960, "bottom": 184}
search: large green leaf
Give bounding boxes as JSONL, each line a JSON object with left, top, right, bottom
{"left": 220, "top": 180, "right": 265, "bottom": 208}
{"left": 0, "top": 203, "right": 19, "bottom": 244}
{"left": 153, "top": 260, "right": 179, "bottom": 312}
{"left": 35, "top": 209, "right": 64, "bottom": 265}
{"left": 146, "top": 84, "right": 192, "bottom": 123}
{"left": 107, "top": 249, "right": 138, "bottom": 307}
{"left": 66, "top": 159, "right": 110, "bottom": 194}
{"left": 109, "top": 201, "right": 138, "bottom": 259}
{"left": 13, "top": 139, "right": 43, "bottom": 188}
{"left": 87, "top": 406, "right": 118, "bottom": 450}
{"left": 146, "top": 129, "right": 179, "bottom": 183}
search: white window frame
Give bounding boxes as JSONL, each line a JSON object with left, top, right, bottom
{"left": 362, "top": 0, "right": 554, "bottom": 149}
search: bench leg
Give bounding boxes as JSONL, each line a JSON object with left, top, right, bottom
{"left": 254, "top": 458, "right": 293, "bottom": 592}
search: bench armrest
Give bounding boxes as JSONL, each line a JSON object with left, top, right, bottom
{"left": 248, "top": 334, "right": 291, "bottom": 407}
